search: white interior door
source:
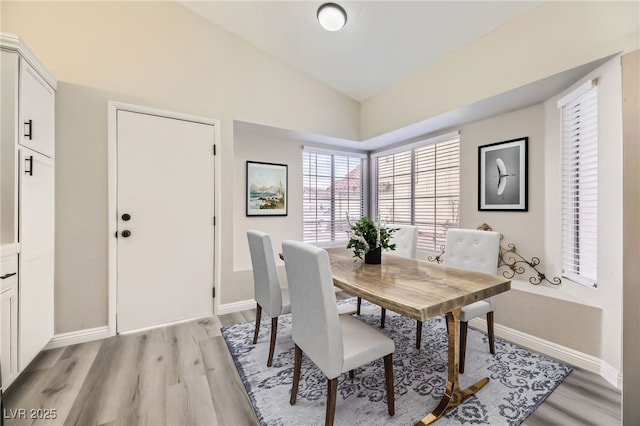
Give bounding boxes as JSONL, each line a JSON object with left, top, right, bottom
{"left": 116, "top": 110, "right": 215, "bottom": 333}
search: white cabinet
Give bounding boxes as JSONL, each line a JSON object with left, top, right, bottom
{"left": 18, "top": 149, "right": 54, "bottom": 369}
{"left": 0, "top": 33, "right": 56, "bottom": 382}
{"left": 19, "top": 59, "right": 55, "bottom": 158}
{"left": 1, "top": 256, "right": 19, "bottom": 387}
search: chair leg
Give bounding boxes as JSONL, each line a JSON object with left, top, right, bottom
{"left": 252, "top": 303, "right": 262, "bottom": 344}
{"left": 356, "top": 297, "right": 362, "bottom": 315}
{"left": 384, "top": 354, "right": 395, "bottom": 416}
{"left": 267, "top": 317, "right": 278, "bottom": 367}
{"left": 290, "top": 345, "right": 302, "bottom": 405}
{"left": 415, "top": 320, "right": 422, "bottom": 349}
{"left": 325, "top": 377, "right": 338, "bottom": 426}
{"left": 380, "top": 307, "right": 386, "bottom": 328}
{"left": 487, "top": 311, "right": 496, "bottom": 354}
{"left": 459, "top": 321, "right": 468, "bottom": 374}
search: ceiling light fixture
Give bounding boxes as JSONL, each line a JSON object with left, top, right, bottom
{"left": 317, "top": 3, "right": 347, "bottom": 32}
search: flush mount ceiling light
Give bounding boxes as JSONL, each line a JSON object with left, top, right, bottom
{"left": 317, "top": 3, "right": 347, "bottom": 31}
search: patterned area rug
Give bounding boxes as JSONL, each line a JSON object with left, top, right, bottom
{"left": 221, "top": 299, "right": 572, "bottom": 426}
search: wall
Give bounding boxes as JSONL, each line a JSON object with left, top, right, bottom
{"left": 1, "top": 1, "right": 360, "bottom": 333}
{"left": 544, "top": 56, "right": 624, "bottom": 376}
{"left": 361, "top": 1, "right": 639, "bottom": 140}
{"left": 456, "top": 103, "right": 602, "bottom": 357}
{"left": 622, "top": 50, "right": 639, "bottom": 425}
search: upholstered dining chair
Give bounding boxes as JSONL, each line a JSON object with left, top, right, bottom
{"left": 357, "top": 224, "right": 419, "bottom": 329}
{"left": 282, "top": 240, "right": 395, "bottom": 426}
{"left": 423, "top": 228, "right": 501, "bottom": 373}
{"left": 247, "top": 230, "right": 292, "bottom": 367}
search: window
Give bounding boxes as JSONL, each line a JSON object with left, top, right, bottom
{"left": 303, "top": 149, "right": 367, "bottom": 244}
{"left": 559, "top": 80, "right": 598, "bottom": 287}
{"left": 373, "top": 132, "right": 460, "bottom": 252}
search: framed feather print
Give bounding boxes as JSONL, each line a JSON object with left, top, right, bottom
{"left": 478, "top": 137, "right": 528, "bottom": 211}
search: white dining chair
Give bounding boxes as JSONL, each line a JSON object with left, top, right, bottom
{"left": 282, "top": 240, "right": 395, "bottom": 426}
{"left": 358, "top": 224, "right": 419, "bottom": 329}
{"left": 247, "top": 230, "right": 292, "bottom": 367}
{"left": 428, "top": 228, "right": 501, "bottom": 373}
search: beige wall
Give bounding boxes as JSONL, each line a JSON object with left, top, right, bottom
{"left": 544, "top": 56, "right": 624, "bottom": 373}
{"left": 361, "top": 0, "right": 640, "bottom": 140}
{"left": 1, "top": 1, "right": 360, "bottom": 333}
{"left": 622, "top": 50, "right": 639, "bottom": 425}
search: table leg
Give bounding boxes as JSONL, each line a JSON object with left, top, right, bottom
{"left": 415, "top": 308, "right": 490, "bottom": 425}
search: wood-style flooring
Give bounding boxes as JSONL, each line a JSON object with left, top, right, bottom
{"left": 3, "top": 308, "right": 621, "bottom": 425}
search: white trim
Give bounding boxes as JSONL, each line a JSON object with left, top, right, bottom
{"left": 44, "top": 326, "right": 110, "bottom": 350}
{"left": 217, "top": 299, "right": 256, "bottom": 315}
{"left": 0, "top": 32, "right": 57, "bottom": 90}
{"left": 107, "top": 101, "right": 220, "bottom": 336}
{"left": 469, "top": 317, "right": 621, "bottom": 389}
{"left": 118, "top": 314, "right": 214, "bottom": 335}
{"left": 370, "top": 130, "right": 460, "bottom": 158}
{"left": 302, "top": 145, "right": 368, "bottom": 158}
{"left": 556, "top": 78, "right": 597, "bottom": 108}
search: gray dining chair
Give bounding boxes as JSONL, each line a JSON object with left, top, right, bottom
{"left": 358, "top": 224, "right": 419, "bottom": 329}
{"left": 282, "top": 240, "right": 395, "bottom": 426}
{"left": 247, "top": 230, "right": 292, "bottom": 367}
{"left": 418, "top": 228, "right": 500, "bottom": 373}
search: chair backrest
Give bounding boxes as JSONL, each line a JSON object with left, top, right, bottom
{"left": 444, "top": 228, "right": 500, "bottom": 274}
{"left": 247, "top": 230, "right": 283, "bottom": 316}
{"left": 389, "top": 224, "right": 419, "bottom": 258}
{"left": 282, "top": 240, "right": 343, "bottom": 379}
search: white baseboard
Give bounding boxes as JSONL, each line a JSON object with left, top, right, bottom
{"left": 217, "top": 299, "right": 255, "bottom": 315}
{"left": 469, "top": 318, "right": 622, "bottom": 389}
{"left": 45, "top": 326, "right": 110, "bottom": 350}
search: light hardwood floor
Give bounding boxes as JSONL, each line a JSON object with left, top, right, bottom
{"left": 3, "top": 309, "right": 621, "bottom": 425}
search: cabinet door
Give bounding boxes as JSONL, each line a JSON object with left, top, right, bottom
{"left": 1, "top": 256, "right": 19, "bottom": 387}
{"left": 19, "top": 58, "right": 55, "bottom": 158}
{"left": 18, "top": 148, "right": 54, "bottom": 370}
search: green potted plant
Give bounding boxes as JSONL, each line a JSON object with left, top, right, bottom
{"left": 346, "top": 215, "right": 397, "bottom": 264}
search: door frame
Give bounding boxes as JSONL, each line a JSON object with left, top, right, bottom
{"left": 107, "top": 102, "right": 220, "bottom": 336}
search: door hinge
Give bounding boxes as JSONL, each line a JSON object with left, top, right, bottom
{"left": 212, "top": 287, "right": 216, "bottom": 298}
{"left": 213, "top": 144, "right": 216, "bottom": 156}
{"left": 213, "top": 216, "right": 216, "bottom": 226}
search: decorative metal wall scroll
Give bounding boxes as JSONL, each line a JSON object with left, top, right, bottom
{"left": 428, "top": 223, "right": 561, "bottom": 286}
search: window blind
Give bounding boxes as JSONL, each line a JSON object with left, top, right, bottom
{"left": 560, "top": 82, "right": 598, "bottom": 287}
{"left": 374, "top": 134, "right": 460, "bottom": 251}
{"left": 303, "top": 150, "right": 367, "bottom": 244}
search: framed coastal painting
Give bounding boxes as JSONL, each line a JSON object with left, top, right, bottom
{"left": 246, "top": 161, "right": 288, "bottom": 216}
{"left": 478, "top": 137, "right": 528, "bottom": 211}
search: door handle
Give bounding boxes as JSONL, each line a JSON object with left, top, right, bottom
{"left": 0, "top": 272, "right": 17, "bottom": 280}
{"left": 25, "top": 156, "right": 33, "bottom": 176}
{"left": 121, "top": 230, "right": 132, "bottom": 238}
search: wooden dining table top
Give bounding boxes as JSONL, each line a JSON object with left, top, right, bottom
{"left": 325, "top": 247, "right": 511, "bottom": 321}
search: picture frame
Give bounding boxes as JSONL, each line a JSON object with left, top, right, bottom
{"left": 246, "top": 161, "right": 288, "bottom": 216}
{"left": 478, "top": 137, "right": 528, "bottom": 211}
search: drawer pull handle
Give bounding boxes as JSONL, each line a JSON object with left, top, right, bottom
{"left": 25, "top": 155, "right": 33, "bottom": 176}
{"left": 0, "top": 272, "right": 17, "bottom": 280}
{"left": 24, "top": 119, "right": 33, "bottom": 140}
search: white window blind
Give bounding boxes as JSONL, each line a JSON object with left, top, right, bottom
{"left": 303, "top": 149, "right": 366, "bottom": 244}
{"left": 374, "top": 134, "right": 460, "bottom": 251}
{"left": 560, "top": 82, "right": 598, "bottom": 287}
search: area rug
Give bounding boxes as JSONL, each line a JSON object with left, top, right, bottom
{"left": 221, "top": 299, "right": 572, "bottom": 426}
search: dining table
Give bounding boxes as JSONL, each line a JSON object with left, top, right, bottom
{"left": 324, "top": 247, "right": 511, "bottom": 425}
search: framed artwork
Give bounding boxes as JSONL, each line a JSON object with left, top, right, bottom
{"left": 478, "top": 137, "right": 528, "bottom": 211}
{"left": 246, "top": 161, "right": 288, "bottom": 216}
